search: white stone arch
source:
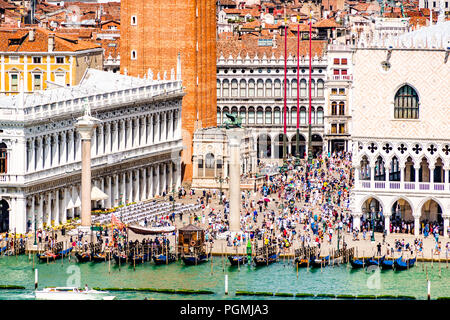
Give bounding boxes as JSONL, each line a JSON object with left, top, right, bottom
{"left": 416, "top": 196, "right": 445, "bottom": 218}
{"left": 388, "top": 196, "right": 415, "bottom": 216}
{"left": 358, "top": 194, "right": 385, "bottom": 214}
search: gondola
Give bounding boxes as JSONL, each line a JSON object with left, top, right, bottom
{"left": 92, "top": 252, "right": 107, "bottom": 263}
{"left": 295, "top": 258, "right": 310, "bottom": 268}
{"left": 59, "top": 247, "right": 73, "bottom": 257}
{"left": 381, "top": 258, "right": 395, "bottom": 270}
{"left": 394, "top": 257, "right": 416, "bottom": 270}
{"left": 253, "top": 254, "right": 278, "bottom": 266}
{"left": 113, "top": 252, "right": 128, "bottom": 264}
{"left": 37, "top": 251, "right": 61, "bottom": 262}
{"left": 182, "top": 253, "right": 209, "bottom": 265}
{"left": 153, "top": 253, "right": 177, "bottom": 265}
{"left": 228, "top": 255, "right": 248, "bottom": 266}
{"left": 367, "top": 256, "right": 385, "bottom": 267}
{"left": 350, "top": 258, "right": 365, "bottom": 269}
{"left": 129, "top": 252, "right": 150, "bottom": 264}
{"left": 75, "top": 252, "right": 92, "bottom": 263}
{"left": 311, "top": 255, "right": 329, "bottom": 268}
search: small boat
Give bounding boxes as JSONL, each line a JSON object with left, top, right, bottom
{"left": 59, "top": 247, "right": 73, "bottom": 257}
{"left": 113, "top": 252, "right": 128, "bottom": 264}
{"left": 182, "top": 253, "right": 209, "bottom": 265}
{"left": 253, "top": 254, "right": 278, "bottom": 266}
{"left": 228, "top": 255, "right": 248, "bottom": 266}
{"left": 381, "top": 259, "right": 395, "bottom": 270}
{"left": 350, "top": 258, "right": 365, "bottom": 269}
{"left": 153, "top": 253, "right": 177, "bottom": 265}
{"left": 75, "top": 252, "right": 92, "bottom": 263}
{"left": 367, "top": 256, "right": 385, "bottom": 267}
{"left": 35, "top": 287, "right": 115, "bottom": 300}
{"left": 295, "top": 258, "right": 310, "bottom": 267}
{"left": 129, "top": 252, "right": 149, "bottom": 264}
{"left": 394, "top": 257, "right": 416, "bottom": 270}
{"left": 311, "top": 255, "right": 329, "bottom": 268}
{"left": 128, "top": 224, "right": 176, "bottom": 235}
{"left": 37, "top": 251, "right": 60, "bottom": 262}
{"left": 92, "top": 252, "right": 107, "bottom": 263}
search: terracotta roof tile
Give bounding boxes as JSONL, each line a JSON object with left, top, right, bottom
{"left": 0, "top": 27, "right": 101, "bottom": 53}
{"left": 217, "top": 33, "right": 327, "bottom": 59}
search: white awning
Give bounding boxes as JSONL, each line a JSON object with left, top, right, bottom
{"left": 73, "top": 195, "right": 81, "bottom": 208}
{"left": 66, "top": 197, "right": 75, "bottom": 210}
{"left": 91, "top": 186, "right": 109, "bottom": 201}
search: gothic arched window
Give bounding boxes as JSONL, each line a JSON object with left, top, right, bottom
{"left": 394, "top": 84, "right": 419, "bottom": 119}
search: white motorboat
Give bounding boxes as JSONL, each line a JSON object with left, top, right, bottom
{"left": 35, "top": 287, "right": 115, "bottom": 300}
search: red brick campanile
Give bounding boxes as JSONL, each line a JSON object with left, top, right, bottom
{"left": 120, "top": 0, "right": 217, "bottom": 182}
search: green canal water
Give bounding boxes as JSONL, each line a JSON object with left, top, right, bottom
{"left": 0, "top": 256, "right": 449, "bottom": 300}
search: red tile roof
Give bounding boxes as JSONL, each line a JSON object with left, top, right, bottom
{"left": 217, "top": 33, "right": 327, "bottom": 59}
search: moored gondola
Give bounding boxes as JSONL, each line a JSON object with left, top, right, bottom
{"left": 182, "top": 253, "right": 209, "bottom": 265}
{"left": 75, "top": 252, "right": 91, "bottom": 263}
{"left": 311, "top": 255, "right": 329, "bottom": 268}
{"left": 295, "top": 258, "right": 310, "bottom": 267}
{"left": 367, "top": 256, "right": 385, "bottom": 267}
{"left": 350, "top": 258, "right": 365, "bottom": 269}
{"left": 253, "top": 254, "right": 278, "bottom": 266}
{"left": 37, "top": 251, "right": 60, "bottom": 262}
{"left": 92, "top": 252, "right": 107, "bottom": 263}
{"left": 394, "top": 257, "right": 416, "bottom": 270}
{"left": 113, "top": 252, "right": 128, "bottom": 264}
{"left": 153, "top": 253, "right": 177, "bottom": 265}
{"left": 228, "top": 255, "right": 248, "bottom": 266}
{"left": 381, "top": 258, "right": 395, "bottom": 270}
{"left": 129, "top": 252, "right": 149, "bottom": 264}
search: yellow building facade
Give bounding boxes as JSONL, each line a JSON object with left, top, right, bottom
{"left": 0, "top": 28, "right": 103, "bottom": 94}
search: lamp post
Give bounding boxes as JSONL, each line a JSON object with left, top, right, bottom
{"left": 215, "top": 176, "right": 229, "bottom": 205}
{"left": 34, "top": 212, "right": 37, "bottom": 246}
{"left": 371, "top": 209, "right": 375, "bottom": 242}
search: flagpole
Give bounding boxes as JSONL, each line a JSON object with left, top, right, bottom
{"left": 307, "top": 11, "right": 313, "bottom": 165}
{"left": 296, "top": 15, "right": 300, "bottom": 164}
{"left": 283, "top": 5, "right": 288, "bottom": 165}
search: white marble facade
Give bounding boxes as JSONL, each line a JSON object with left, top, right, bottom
{"left": 350, "top": 32, "right": 450, "bottom": 237}
{"left": 0, "top": 69, "right": 183, "bottom": 234}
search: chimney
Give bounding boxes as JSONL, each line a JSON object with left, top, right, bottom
{"left": 29, "top": 28, "right": 35, "bottom": 41}
{"left": 48, "top": 33, "right": 55, "bottom": 52}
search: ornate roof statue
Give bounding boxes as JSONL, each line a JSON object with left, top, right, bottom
{"left": 221, "top": 112, "right": 242, "bottom": 129}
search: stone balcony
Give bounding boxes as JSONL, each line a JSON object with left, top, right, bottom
{"left": 358, "top": 180, "right": 449, "bottom": 193}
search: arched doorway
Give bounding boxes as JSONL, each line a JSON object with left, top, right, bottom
{"left": 361, "top": 197, "right": 384, "bottom": 232}
{"left": 257, "top": 134, "right": 271, "bottom": 158}
{"left": 0, "top": 199, "right": 10, "bottom": 233}
{"left": 275, "top": 134, "right": 288, "bottom": 159}
{"left": 311, "top": 134, "right": 323, "bottom": 157}
{"left": 291, "top": 133, "right": 306, "bottom": 158}
{"left": 421, "top": 199, "right": 443, "bottom": 235}
{"left": 391, "top": 199, "right": 414, "bottom": 233}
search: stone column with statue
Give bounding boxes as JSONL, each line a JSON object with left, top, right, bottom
{"left": 75, "top": 99, "right": 100, "bottom": 232}
{"left": 222, "top": 113, "right": 244, "bottom": 234}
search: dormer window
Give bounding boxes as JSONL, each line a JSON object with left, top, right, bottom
{"left": 131, "top": 15, "right": 137, "bottom": 26}
{"left": 131, "top": 50, "right": 137, "bottom": 60}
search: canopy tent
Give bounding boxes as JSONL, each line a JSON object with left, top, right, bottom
{"left": 91, "top": 186, "right": 109, "bottom": 201}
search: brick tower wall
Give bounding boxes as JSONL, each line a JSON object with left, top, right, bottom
{"left": 120, "top": 0, "right": 217, "bottom": 181}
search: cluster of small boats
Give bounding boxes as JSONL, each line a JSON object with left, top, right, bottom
{"left": 350, "top": 256, "right": 416, "bottom": 271}
{"left": 295, "top": 255, "right": 330, "bottom": 268}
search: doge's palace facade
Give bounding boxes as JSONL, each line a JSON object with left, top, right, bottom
{"left": 0, "top": 69, "right": 183, "bottom": 234}
{"left": 350, "top": 23, "right": 450, "bottom": 237}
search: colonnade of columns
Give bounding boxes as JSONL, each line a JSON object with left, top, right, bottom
{"left": 22, "top": 160, "right": 181, "bottom": 233}
{"left": 26, "top": 110, "right": 181, "bottom": 173}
